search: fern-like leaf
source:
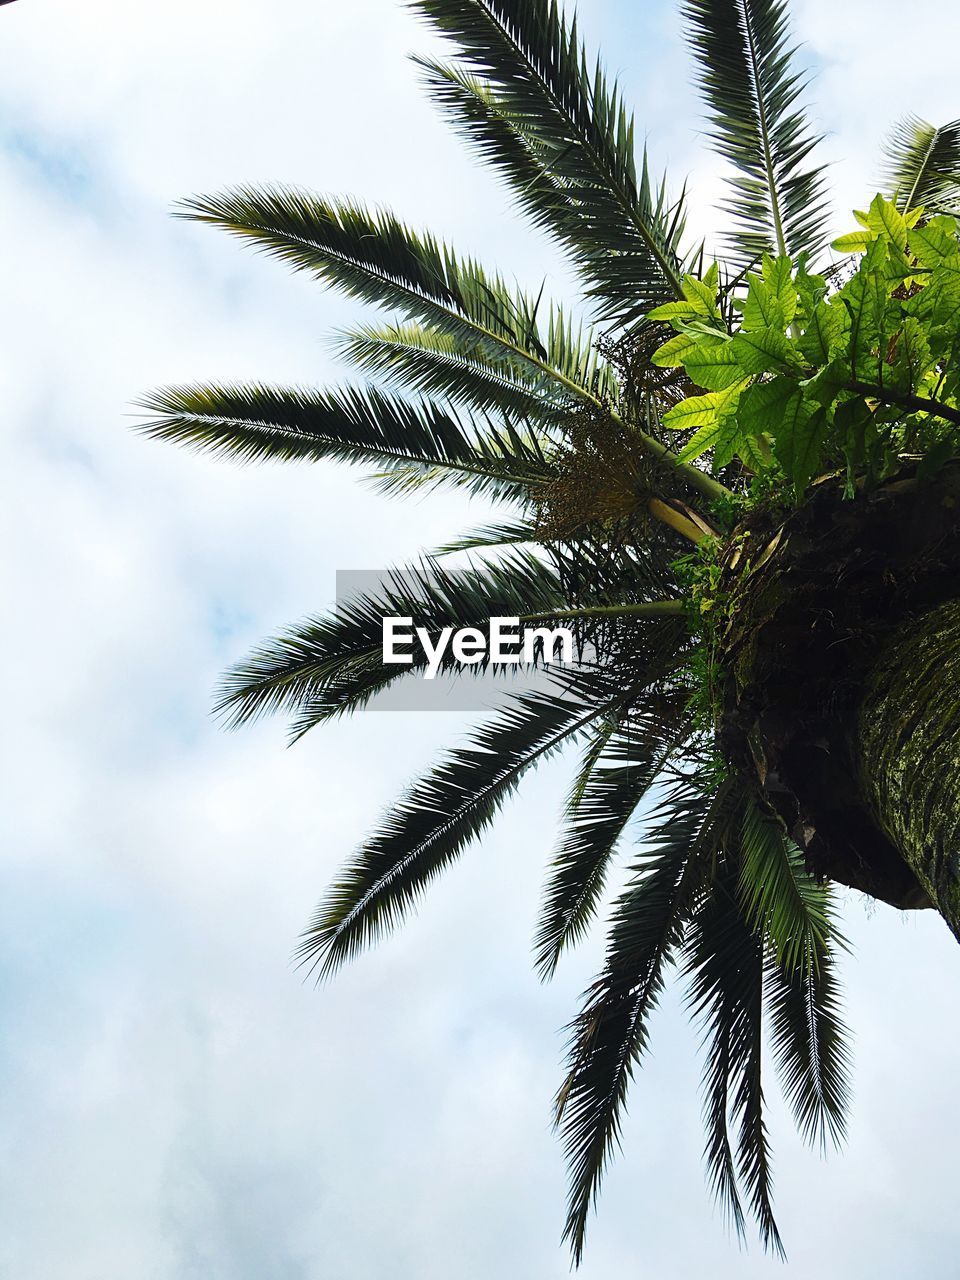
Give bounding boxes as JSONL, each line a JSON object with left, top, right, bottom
{"left": 682, "top": 0, "right": 830, "bottom": 267}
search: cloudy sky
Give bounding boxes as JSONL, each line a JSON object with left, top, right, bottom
{"left": 2, "top": 1, "right": 959, "bottom": 1275}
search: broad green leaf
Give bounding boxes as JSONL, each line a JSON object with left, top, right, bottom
{"left": 867, "top": 193, "right": 908, "bottom": 250}
{"left": 652, "top": 331, "right": 700, "bottom": 367}
{"left": 831, "top": 231, "right": 873, "bottom": 253}
{"left": 889, "top": 317, "right": 933, "bottom": 392}
{"left": 908, "top": 216, "right": 958, "bottom": 267}
{"left": 681, "top": 273, "right": 721, "bottom": 317}
{"left": 774, "top": 400, "right": 827, "bottom": 491}
{"left": 683, "top": 342, "right": 748, "bottom": 390}
{"left": 738, "top": 276, "right": 786, "bottom": 330}
{"left": 794, "top": 262, "right": 829, "bottom": 322}
{"left": 762, "top": 255, "right": 798, "bottom": 325}
{"left": 736, "top": 431, "right": 774, "bottom": 473}
{"left": 737, "top": 377, "right": 798, "bottom": 438}
{"left": 799, "top": 300, "right": 844, "bottom": 364}
{"left": 712, "top": 414, "right": 769, "bottom": 472}
{"left": 731, "top": 327, "right": 804, "bottom": 374}
{"left": 647, "top": 300, "right": 704, "bottom": 324}
{"left": 662, "top": 389, "right": 730, "bottom": 432}
{"left": 677, "top": 418, "right": 726, "bottom": 462}
{"left": 801, "top": 358, "right": 850, "bottom": 408}
{"left": 841, "top": 249, "right": 895, "bottom": 373}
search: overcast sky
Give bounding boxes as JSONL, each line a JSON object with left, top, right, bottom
{"left": 2, "top": 1, "right": 960, "bottom": 1276}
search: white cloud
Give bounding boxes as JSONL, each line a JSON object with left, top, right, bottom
{"left": 1, "top": 0, "right": 959, "bottom": 1275}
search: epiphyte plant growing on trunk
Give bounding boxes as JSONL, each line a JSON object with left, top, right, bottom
{"left": 141, "top": 0, "right": 960, "bottom": 1262}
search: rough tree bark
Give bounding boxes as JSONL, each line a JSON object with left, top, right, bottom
{"left": 716, "top": 463, "right": 960, "bottom": 937}
{"left": 859, "top": 600, "right": 960, "bottom": 941}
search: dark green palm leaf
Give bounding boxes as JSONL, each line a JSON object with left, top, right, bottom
{"left": 881, "top": 115, "right": 960, "bottom": 214}
{"left": 766, "top": 921, "right": 851, "bottom": 1150}
{"left": 332, "top": 320, "right": 608, "bottom": 423}
{"left": 739, "top": 794, "right": 834, "bottom": 973}
{"left": 298, "top": 672, "right": 625, "bottom": 978}
{"left": 215, "top": 550, "right": 567, "bottom": 733}
{"left": 534, "top": 698, "right": 690, "bottom": 978}
{"left": 178, "top": 187, "right": 605, "bottom": 403}
{"left": 682, "top": 0, "right": 830, "bottom": 267}
{"left": 410, "top": 0, "right": 688, "bottom": 321}
{"left": 557, "top": 773, "right": 737, "bottom": 1264}
{"left": 684, "top": 849, "right": 785, "bottom": 1258}
{"left": 432, "top": 518, "right": 538, "bottom": 555}
{"left": 138, "top": 382, "right": 548, "bottom": 501}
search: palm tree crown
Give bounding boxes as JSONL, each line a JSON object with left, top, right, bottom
{"left": 142, "top": 0, "right": 960, "bottom": 1261}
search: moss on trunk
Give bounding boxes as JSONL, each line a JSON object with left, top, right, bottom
{"left": 858, "top": 600, "right": 960, "bottom": 941}
{"left": 714, "top": 462, "right": 960, "bottom": 922}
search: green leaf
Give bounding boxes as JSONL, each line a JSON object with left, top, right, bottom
{"left": 908, "top": 216, "right": 958, "bottom": 268}
{"left": 682, "top": 0, "right": 830, "bottom": 269}
{"left": 736, "top": 376, "right": 797, "bottom": 439}
{"left": 300, "top": 678, "right": 616, "bottom": 977}
{"left": 334, "top": 322, "right": 581, "bottom": 422}
{"left": 881, "top": 114, "right": 960, "bottom": 215}
{"left": 774, "top": 399, "right": 827, "bottom": 491}
{"left": 739, "top": 797, "right": 831, "bottom": 973}
{"left": 761, "top": 255, "right": 798, "bottom": 325}
{"left": 651, "top": 330, "right": 700, "bottom": 366}
{"left": 683, "top": 847, "right": 785, "bottom": 1258}
{"left": 738, "top": 277, "right": 786, "bottom": 331}
{"left": 798, "top": 299, "right": 844, "bottom": 364}
{"left": 559, "top": 775, "right": 737, "bottom": 1263}
{"left": 888, "top": 317, "right": 933, "bottom": 392}
{"left": 801, "top": 358, "right": 850, "bottom": 409}
{"left": 137, "top": 382, "right": 548, "bottom": 502}
{"left": 534, "top": 701, "right": 689, "bottom": 978}
{"left": 730, "top": 327, "right": 803, "bottom": 374}
{"left": 213, "top": 551, "right": 568, "bottom": 733}
{"left": 179, "top": 187, "right": 606, "bottom": 406}
{"left": 831, "top": 230, "right": 873, "bottom": 254}
{"left": 682, "top": 341, "right": 748, "bottom": 390}
{"left": 677, "top": 418, "right": 726, "bottom": 462}
{"left": 794, "top": 260, "right": 828, "bottom": 316}
{"left": 646, "top": 299, "right": 704, "bottom": 323}
{"left": 411, "top": 0, "right": 689, "bottom": 323}
{"left": 682, "top": 272, "right": 721, "bottom": 317}
{"left": 767, "top": 925, "right": 851, "bottom": 1150}
{"left": 866, "top": 192, "right": 908, "bottom": 251}
{"left": 713, "top": 412, "right": 758, "bottom": 470}
{"left": 663, "top": 386, "right": 742, "bottom": 432}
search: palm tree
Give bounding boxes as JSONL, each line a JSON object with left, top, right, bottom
{"left": 141, "top": 0, "right": 960, "bottom": 1261}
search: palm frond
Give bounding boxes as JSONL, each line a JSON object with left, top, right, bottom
{"left": 881, "top": 115, "right": 960, "bottom": 214}
{"left": 557, "top": 774, "right": 737, "bottom": 1264}
{"left": 684, "top": 850, "right": 785, "bottom": 1258}
{"left": 215, "top": 550, "right": 567, "bottom": 733}
{"left": 298, "top": 673, "right": 624, "bottom": 978}
{"left": 332, "top": 319, "right": 602, "bottom": 423}
{"left": 432, "top": 518, "right": 537, "bottom": 555}
{"left": 410, "top": 0, "right": 688, "bottom": 322}
{"left": 138, "top": 382, "right": 548, "bottom": 501}
{"left": 682, "top": 0, "right": 830, "bottom": 267}
{"left": 534, "top": 700, "right": 689, "bottom": 978}
{"left": 179, "top": 187, "right": 604, "bottom": 402}
{"left": 178, "top": 190, "right": 729, "bottom": 506}
{"left": 738, "top": 794, "right": 833, "bottom": 973}
{"left": 766, "top": 908, "right": 851, "bottom": 1151}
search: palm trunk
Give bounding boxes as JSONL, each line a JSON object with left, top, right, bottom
{"left": 858, "top": 600, "right": 960, "bottom": 942}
